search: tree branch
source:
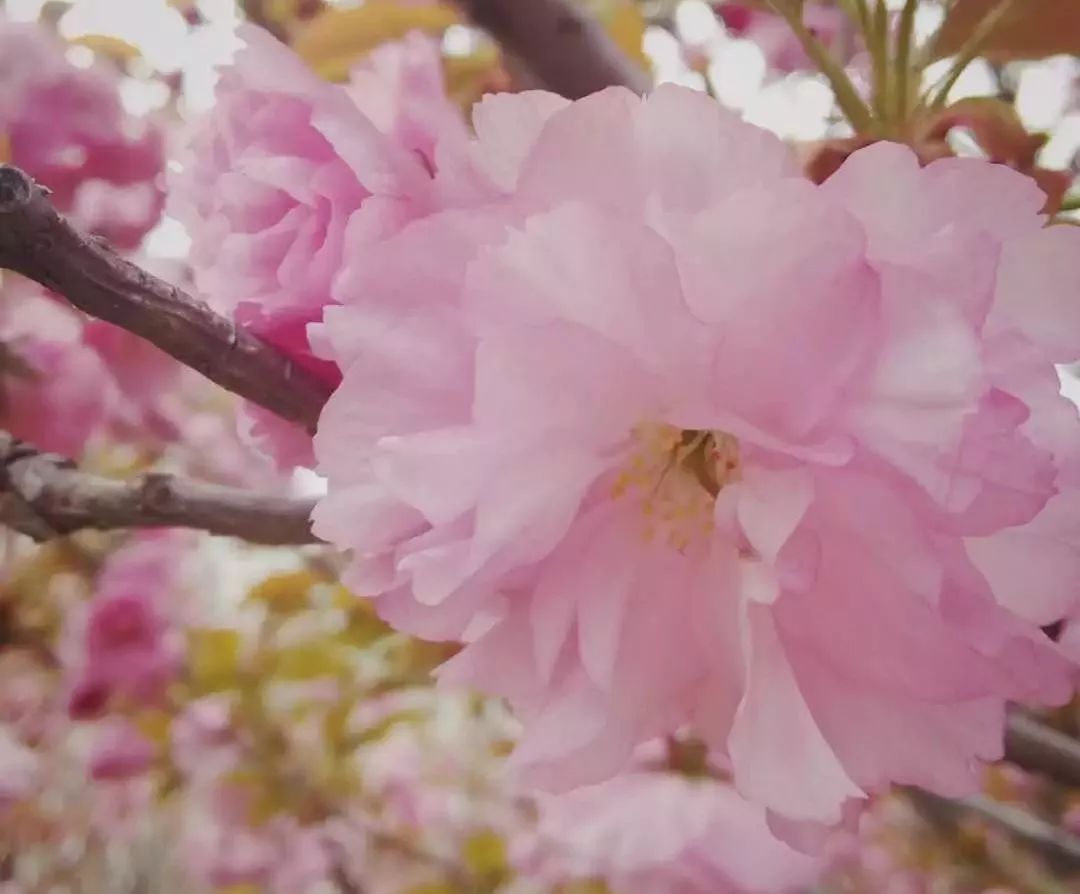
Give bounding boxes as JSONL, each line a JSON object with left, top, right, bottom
{"left": 909, "top": 788, "right": 1080, "bottom": 873}
{"left": 0, "top": 434, "right": 319, "bottom": 546}
{"left": 1005, "top": 712, "right": 1080, "bottom": 789}
{"left": 0, "top": 165, "right": 333, "bottom": 433}
{"left": 455, "top": 0, "right": 651, "bottom": 98}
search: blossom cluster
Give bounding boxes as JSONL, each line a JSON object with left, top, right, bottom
{"left": 171, "top": 15, "right": 1080, "bottom": 847}
{"left": 0, "top": 532, "right": 823, "bottom": 894}
{"left": 0, "top": 15, "right": 164, "bottom": 250}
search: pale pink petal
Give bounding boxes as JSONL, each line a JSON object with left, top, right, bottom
{"left": 730, "top": 605, "right": 863, "bottom": 822}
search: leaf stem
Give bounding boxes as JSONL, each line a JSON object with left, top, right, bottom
{"left": 765, "top": 0, "right": 876, "bottom": 134}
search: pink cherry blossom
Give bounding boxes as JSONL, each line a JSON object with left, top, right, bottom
{"left": 530, "top": 772, "right": 820, "bottom": 893}
{"left": 172, "top": 25, "right": 458, "bottom": 468}
{"left": 0, "top": 16, "right": 164, "bottom": 249}
{"left": 314, "top": 85, "right": 1080, "bottom": 826}
{"left": 347, "top": 32, "right": 468, "bottom": 167}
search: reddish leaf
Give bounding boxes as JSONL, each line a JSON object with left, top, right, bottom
{"left": 933, "top": 0, "right": 1080, "bottom": 61}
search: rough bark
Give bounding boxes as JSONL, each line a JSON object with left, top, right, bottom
{"left": 0, "top": 434, "right": 318, "bottom": 546}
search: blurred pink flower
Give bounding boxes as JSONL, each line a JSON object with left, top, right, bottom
{"left": 531, "top": 772, "right": 820, "bottom": 893}
{"left": 172, "top": 25, "right": 457, "bottom": 468}
{"left": 0, "top": 16, "right": 164, "bottom": 249}
{"left": 88, "top": 719, "right": 155, "bottom": 781}
{"left": 0, "top": 726, "right": 40, "bottom": 805}
{"left": 715, "top": 2, "right": 852, "bottom": 74}
{"left": 66, "top": 534, "right": 186, "bottom": 718}
{"left": 190, "top": 817, "right": 330, "bottom": 893}
{"left": 0, "top": 277, "right": 183, "bottom": 457}
{"left": 2, "top": 338, "right": 115, "bottom": 457}
{"left": 171, "top": 695, "right": 238, "bottom": 779}
{"left": 313, "top": 86, "right": 1080, "bottom": 826}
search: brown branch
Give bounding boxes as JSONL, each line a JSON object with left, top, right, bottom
{"left": 1005, "top": 712, "right": 1080, "bottom": 789}
{"left": 455, "top": 0, "right": 651, "bottom": 98}
{"left": 0, "top": 433, "right": 319, "bottom": 546}
{"left": 909, "top": 788, "right": 1080, "bottom": 874}
{"left": 0, "top": 165, "right": 332, "bottom": 433}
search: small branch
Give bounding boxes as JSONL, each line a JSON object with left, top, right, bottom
{"left": 0, "top": 166, "right": 332, "bottom": 433}
{"left": 909, "top": 788, "right": 1080, "bottom": 873}
{"left": 240, "top": 0, "right": 290, "bottom": 41}
{"left": 455, "top": 0, "right": 651, "bottom": 98}
{"left": 1005, "top": 712, "right": 1080, "bottom": 789}
{"left": 0, "top": 434, "right": 319, "bottom": 546}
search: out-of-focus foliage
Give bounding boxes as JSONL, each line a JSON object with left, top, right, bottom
{"left": 294, "top": 1, "right": 459, "bottom": 81}
{"left": 1, "top": 2, "right": 1080, "bottom": 894}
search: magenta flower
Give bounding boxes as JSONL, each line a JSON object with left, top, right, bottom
{"left": 172, "top": 26, "right": 455, "bottom": 467}
{"left": 0, "top": 17, "right": 164, "bottom": 250}
{"left": 65, "top": 534, "right": 186, "bottom": 718}
{"left": 314, "top": 86, "right": 1080, "bottom": 825}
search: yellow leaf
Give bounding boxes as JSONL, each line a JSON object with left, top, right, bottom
{"left": 68, "top": 34, "right": 141, "bottom": 62}
{"left": 0, "top": 134, "right": 10, "bottom": 165}
{"left": 560, "top": 883, "right": 612, "bottom": 894}
{"left": 932, "top": 0, "right": 1080, "bottom": 61}
{"left": 462, "top": 830, "right": 508, "bottom": 879}
{"left": 265, "top": 0, "right": 306, "bottom": 26}
{"left": 271, "top": 642, "right": 349, "bottom": 680}
{"left": 323, "top": 702, "right": 352, "bottom": 749}
{"left": 187, "top": 628, "right": 242, "bottom": 692}
{"left": 600, "top": 1, "right": 649, "bottom": 70}
{"left": 134, "top": 710, "right": 173, "bottom": 746}
{"left": 246, "top": 571, "right": 318, "bottom": 614}
{"left": 342, "top": 600, "right": 392, "bottom": 648}
{"left": 294, "top": 1, "right": 460, "bottom": 82}
{"left": 404, "top": 885, "right": 456, "bottom": 894}
{"left": 224, "top": 767, "right": 286, "bottom": 824}
{"left": 444, "top": 46, "right": 503, "bottom": 107}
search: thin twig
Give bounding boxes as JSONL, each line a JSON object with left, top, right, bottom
{"left": 765, "top": 0, "right": 877, "bottom": 133}
{"left": 909, "top": 788, "right": 1080, "bottom": 873}
{"left": 1005, "top": 712, "right": 1080, "bottom": 789}
{"left": 455, "top": 0, "right": 651, "bottom": 98}
{"left": 869, "top": 0, "right": 890, "bottom": 123}
{"left": 893, "top": 0, "right": 920, "bottom": 127}
{"left": 0, "top": 433, "right": 319, "bottom": 545}
{"left": 0, "top": 166, "right": 332, "bottom": 433}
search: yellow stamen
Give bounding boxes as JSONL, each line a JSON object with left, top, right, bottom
{"left": 611, "top": 424, "right": 741, "bottom": 553}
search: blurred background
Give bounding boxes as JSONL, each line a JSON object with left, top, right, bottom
{"left": 1, "top": 2, "right": 1080, "bottom": 893}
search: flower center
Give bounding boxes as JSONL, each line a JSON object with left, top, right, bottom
{"left": 611, "top": 424, "right": 741, "bottom": 552}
